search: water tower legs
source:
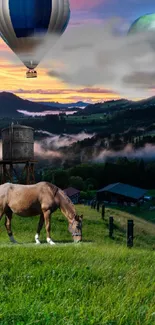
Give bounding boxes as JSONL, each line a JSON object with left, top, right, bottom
{"left": 0, "top": 160, "right": 37, "bottom": 184}
{"left": 21, "top": 161, "right": 35, "bottom": 184}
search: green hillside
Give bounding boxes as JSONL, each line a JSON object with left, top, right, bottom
{"left": 0, "top": 205, "right": 155, "bottom": 325}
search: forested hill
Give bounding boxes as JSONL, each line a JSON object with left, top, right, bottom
{"left": 0, "top": 92, "right": 68, "bottom": 117}
{"left": 75, "top": 96, "right": 155, "bottom": 115}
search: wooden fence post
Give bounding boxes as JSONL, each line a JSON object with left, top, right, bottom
{"left": 97, "top": 201, "right": 100, "bottom": 212}
{"left": 102, "top": 204, "right": 105, "bottom": 219}
{"left": 109, "top": 216, "right": 114, "bottom": 238}
{"left": 127, "top": 220, "right": 134, "bottom": 248}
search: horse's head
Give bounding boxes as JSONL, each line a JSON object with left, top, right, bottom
{"left": 68, "top": 214, "right": 83, "bottom": 243}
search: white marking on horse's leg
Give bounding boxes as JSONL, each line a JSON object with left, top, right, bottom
{"left": 9, "top": 235, "right": 17, "bottom": 243}
{"left": 35, "top": 234, "right": 41, "bottom": 244}
{"left": 47, "top": 237, "right": 55, "bottom": 245}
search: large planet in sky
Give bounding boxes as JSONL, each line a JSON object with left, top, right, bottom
{"left": 128, "top": 13, "right": 155, "bottom": 34}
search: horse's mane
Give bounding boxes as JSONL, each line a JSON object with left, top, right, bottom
{"left": 46, "top": 182, "right": 58, "bottom": 195}
{"left": 46, "top": 182, "right": 75, "bottom": 211}
{"left": 59, "top": 188, "right": 75, "bottom": 209}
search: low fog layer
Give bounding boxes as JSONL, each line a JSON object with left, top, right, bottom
{"left": 93, "top": 143, "right": 155, "bottom": 162}
{"left": 35, "top": 130, "right": 95, "bottom": 148}
{"left": 0, "top": 136, "right": 155, "bottom": 164}
{"left": 34, "top": 141, "right": 155, "bottom": 163}
{"left": 17, "top": 110, "right": 77, "bottom": 117}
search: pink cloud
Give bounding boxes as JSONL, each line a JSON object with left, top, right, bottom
{"left": 13, "top": 88, "right": 114, "bottom": 95}
{"left": 77, "top": 88, "right": 116, "bottom": 94}
{"left": 70, "top": 0, "right": 104, "bottom": 10}
{"left": 14, "top": 89, "right": 70, "bottom": 95}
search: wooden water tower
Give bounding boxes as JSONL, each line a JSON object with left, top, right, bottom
{"left": 0, "top": 123, "right": 37, "bottom": 184}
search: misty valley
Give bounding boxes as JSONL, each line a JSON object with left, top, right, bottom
{"left": 0, "top": 93, "right": 155, "bottom": 193}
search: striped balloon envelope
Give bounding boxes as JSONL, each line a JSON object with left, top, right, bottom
{"left": 0, "top": 0, "right": 70, "bottom": 77}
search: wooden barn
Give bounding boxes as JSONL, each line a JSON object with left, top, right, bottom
{"left": 63, "top": 187, "right": 80, "bottom": 204}
{"left": 96, "top": 183, "right": 147, "bottom": 205}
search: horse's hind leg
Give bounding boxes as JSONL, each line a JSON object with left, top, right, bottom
{"left": 5, "top": 209, "right": 17, "bottom": 243}
{"left": 35, "top": 213, "right": 44, "bottom": 244}
{"left": 0, "top": 210, "right": 4, "bottom": 221}
{"left": 43, "top": 210, "right": 55, "bottom": 245}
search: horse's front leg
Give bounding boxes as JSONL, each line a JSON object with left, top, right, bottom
{"left": 35, "top": 213, "right": 44, "bottom": 244}
{"left": 43, "top": 210, "right": 55, "bottom": 245}
{"left": 5, "top": 211, "right": 17, "bottom": 243}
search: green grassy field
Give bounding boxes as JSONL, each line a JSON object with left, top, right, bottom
{"left": 1, "top": 205, "right": 155, "bottom": 325}
{"left": 67, "top": 113, "right": 109, "bottom": 124}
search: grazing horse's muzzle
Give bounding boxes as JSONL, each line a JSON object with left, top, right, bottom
{"left": 74, "top": 238, "right": 82, "bottom": 243}
{"left": 69, "top": 215, "right": 83, "bottom": 243}
{"left": 72, "top": 232, "right": 82, "bottom": 243}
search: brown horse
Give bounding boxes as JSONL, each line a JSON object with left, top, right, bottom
{"left": 0, "top": 182, "right": 83, "bottom": 245}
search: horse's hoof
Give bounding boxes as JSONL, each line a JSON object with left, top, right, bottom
{"left": 9, "top": 235, "right": 18, "bottom": 244}
{"left": 35, "top": 240, "right": 41, "bottom": 244}
{"left": 10, "top": 239, "right": 18, "bottom": 244}
{"left": 47, "top": 238, "right": 55, "bottom": 245}
{"left": 48, "top": 241, "right": 55, "bottom": 245}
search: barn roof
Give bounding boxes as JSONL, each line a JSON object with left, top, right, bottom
{"left": 64, "top": 187, "right": 80, "bottom": 197}
{"left": 97, "top": 183, "right": 147, "bottom": 200}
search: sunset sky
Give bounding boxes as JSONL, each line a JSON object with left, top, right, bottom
{"left": 0, "top": 0, "right": 155, "bottom": 103}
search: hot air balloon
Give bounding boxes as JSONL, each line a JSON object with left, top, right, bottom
{"left": 0, "top": 0, "right": 70, "bottom": 78}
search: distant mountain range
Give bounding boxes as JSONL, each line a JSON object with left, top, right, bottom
{"left": 0, "top": 92, "right": 88, "bottom": 117}
{"left": 0, "top": 91, "right": 155, "bottom": 118}
{"left": 38, "top": 101, "right": 88, "bottom": 109}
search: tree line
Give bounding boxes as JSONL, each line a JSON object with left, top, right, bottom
{"left": 35, "top": 159, "right": 155, "bottom": 193}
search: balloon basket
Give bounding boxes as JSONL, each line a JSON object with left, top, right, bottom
{"left": 26, "top": 70, "right": 37, "bottom": 78}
